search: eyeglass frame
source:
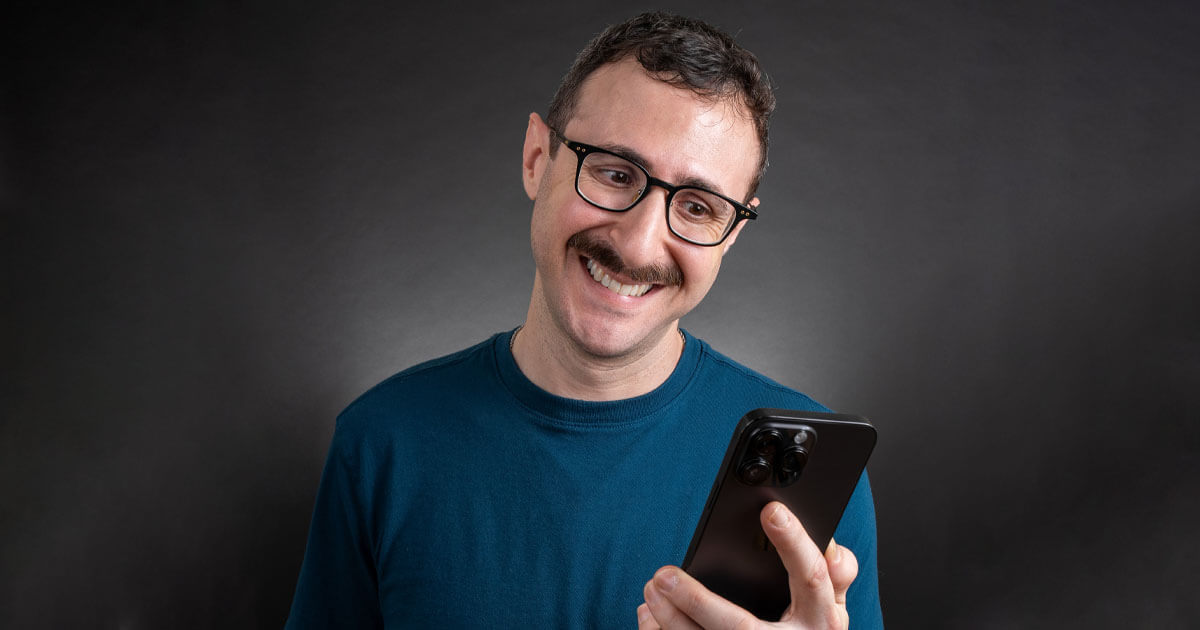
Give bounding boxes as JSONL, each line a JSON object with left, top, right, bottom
{"left": 549, "top": 128, "right": 758, "bottom": 247}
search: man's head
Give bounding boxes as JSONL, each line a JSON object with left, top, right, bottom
{"left": 547, "top": 11, "right": 776, "bottom": 199}
{"left": 520, "top": 13, "right": 773, "bottom": 364}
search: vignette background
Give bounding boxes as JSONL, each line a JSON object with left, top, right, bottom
{"left": 4, "top": 1, "right": 1198, "bottom": 627}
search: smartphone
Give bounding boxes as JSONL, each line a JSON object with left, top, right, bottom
{"left": 681, "top": 408, "right": 877, "bottom": 620}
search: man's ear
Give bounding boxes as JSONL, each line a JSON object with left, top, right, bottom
{"left": 720, "top": 197, "right": 758, "bottom": 255}
{"left": 522, "top": 113, "right": 552, "bottom": 201}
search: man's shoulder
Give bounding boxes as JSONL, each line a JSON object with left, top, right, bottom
{"left": 334, "top": 333, "right": 503, "bottom": 432}
{"left": 687, "top": 332, "right": 830, "bottom": 413}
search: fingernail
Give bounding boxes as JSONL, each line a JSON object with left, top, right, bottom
{"left": 770, "top": 504, "right": 789, "bottom": 528}
{"left": 654, "top": 569, "right": 679, "bottom": 592}
{"left": 637, "top": 604, "right": 652, "bottom": 623}
{"left": 644, "top": 580, "right": 661, "bottom": 604}
{"left": 827, "top": 537, "right": 842, "bottom": 562}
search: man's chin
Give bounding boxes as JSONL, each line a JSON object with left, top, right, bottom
{"left": 566, "top": 324, "right": 675, "bottom": 360}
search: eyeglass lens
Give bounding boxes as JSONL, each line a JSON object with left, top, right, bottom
{"left": 577, "top": 151, "right": 737, "bottom": 245}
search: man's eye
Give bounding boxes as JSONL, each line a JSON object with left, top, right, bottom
{"left": 683, "top": 200, "right": 713, "bottom": 218}
{"left": 600, "top": 169, "right": 633, "bottom": 185}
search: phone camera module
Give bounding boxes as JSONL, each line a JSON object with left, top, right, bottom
{"left": 737, "top": 457, "right": 772, "bottom": 485}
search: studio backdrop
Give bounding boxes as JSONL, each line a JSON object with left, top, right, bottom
{"left": 4, "top": 2, "right": 1198, "bottom": 628}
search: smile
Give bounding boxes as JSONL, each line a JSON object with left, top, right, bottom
{"left": 586, "top": 258, "right": 653, "bottom": 297}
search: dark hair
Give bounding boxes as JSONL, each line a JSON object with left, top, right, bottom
{"left": 547, "top": 11, "right": 776, "bottom": 199}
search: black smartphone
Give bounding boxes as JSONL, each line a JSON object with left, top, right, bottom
{"left": 681, "top": 408, "right": 877, "bottom": 621}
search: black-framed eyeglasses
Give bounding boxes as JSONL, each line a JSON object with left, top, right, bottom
{"left": 551, "top": 128, "right": 757, "bottom": 246}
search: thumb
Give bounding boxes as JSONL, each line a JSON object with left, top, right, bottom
{"left": 825, "top": 537, "right": 859, "bottom": 606}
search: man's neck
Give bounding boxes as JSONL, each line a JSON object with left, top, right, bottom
{"left": 510, "top": 317, "right": 685, "bottom": 402}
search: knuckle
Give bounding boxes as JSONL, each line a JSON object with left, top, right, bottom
{"left": 679, "top": 585, "right": 706, "bottom": 613}
{"left": 824, "top": 607, "right": 849, "bottom": 630}
{"left": 774, "top": 534, "right": 800, "bottom": 556}
{"left": 806, "top": 556, "right": 831, "bottom": 590}
{"left": 732, "top": 614, "right": 762, "bottom": 630}
{"left": 811, "top": 605, "right": 849, "bottom": 630}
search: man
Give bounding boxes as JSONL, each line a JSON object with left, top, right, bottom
{"left": 287, "top": 12, "right": 882, "bottom": 629}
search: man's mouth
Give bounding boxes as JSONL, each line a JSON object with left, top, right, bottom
{"left": 586, "top": 258, "right": 653, "bottom": 297}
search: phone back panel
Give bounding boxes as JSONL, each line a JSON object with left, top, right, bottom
{"left": 681, "top": 408, "right": 876, "bottom": 620}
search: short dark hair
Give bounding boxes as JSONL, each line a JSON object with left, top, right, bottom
{"left": 547, "top": 11, "right": 776, "bottom": 199}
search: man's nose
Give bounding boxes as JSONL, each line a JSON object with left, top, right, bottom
{"left": 607, "top": 187, "right": 672, "bottom": 266}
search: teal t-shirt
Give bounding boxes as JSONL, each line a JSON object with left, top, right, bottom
{"left": 287, "top": 329, "right": 882, "bottom": 628}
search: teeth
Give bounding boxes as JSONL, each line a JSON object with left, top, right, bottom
{"left": 586, "top": 258, "right": 651, "bottom": 297}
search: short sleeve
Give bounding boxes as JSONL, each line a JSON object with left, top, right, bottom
{"left": 285, "top": 422, "right": 384, "bottom": 629}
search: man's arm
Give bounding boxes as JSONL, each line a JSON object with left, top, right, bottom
{"left": 638, "top": 502, "right": 858, "bottom": 630}
{"left": 285, "top": 424, "right": 384, "bottom": 629}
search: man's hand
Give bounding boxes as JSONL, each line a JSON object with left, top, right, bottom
{"left": 636, "top": 502, "right": 857, "bottom": 630}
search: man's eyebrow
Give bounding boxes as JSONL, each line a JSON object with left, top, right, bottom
{"left": 595, "top": 141, "right": 730, "bottom": 197}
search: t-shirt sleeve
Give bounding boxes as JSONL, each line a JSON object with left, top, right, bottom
{"left": 834, "top": 472, "right": 884, "bottom": 629}
{"left": 285, "top": 420, "right": 384, "bottom": 629}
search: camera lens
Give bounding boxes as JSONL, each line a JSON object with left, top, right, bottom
{"left": 780, "top": 446, "right": 809, "bottom": 474}
{"left": 750, "top": 429, "right": 783, "bottom": 458}
{"left": 737, "top": 457, "right": 772, "bottom": 485}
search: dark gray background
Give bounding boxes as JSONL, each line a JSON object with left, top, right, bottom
{"left": 4, "top": 1, "right": 1198, "bottom": 628}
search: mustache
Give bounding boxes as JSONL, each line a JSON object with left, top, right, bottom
{"left": 567, "top": 233, "right": 683, "bottom": 287}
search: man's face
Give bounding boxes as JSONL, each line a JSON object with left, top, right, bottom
{"left": 522, "top": 57, "right": 761, "bottom": 359}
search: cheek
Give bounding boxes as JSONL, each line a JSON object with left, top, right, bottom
{"left": 529, "top": 200, "right": 556, "bottom": 268}
{"left": 530, "top": 171, "right": 567, "bottom": 235}
{"left": 680, "top": 250, "right": 725, "bottom": 293}
{"left": 529, "top": 189, "right": 587, "bottom": 271}
{"left": 533, "top": 190, "right": 598, "bottom": 246}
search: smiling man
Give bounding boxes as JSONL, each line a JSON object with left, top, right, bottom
{"left": 518, "top": 56, "right": 760, "bottom": 399}
{"left": 287, "top": 12, "right": 882, "bottom": 630}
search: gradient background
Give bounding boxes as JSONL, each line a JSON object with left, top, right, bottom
{"left": 4, "top": 1, "right": 1198, "bottom": 628}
